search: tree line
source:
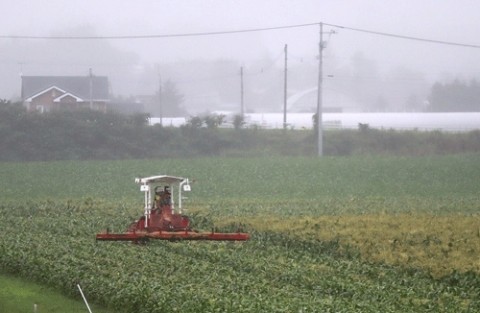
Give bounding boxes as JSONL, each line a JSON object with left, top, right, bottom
{"left": 428, "top": 79, "right": 480, "bottom": 112}
{"left": 0, "top": 101, "right": 290, "bottom": 161}
{"left": 0, "top": 100, "right": 479, "bottom": 162}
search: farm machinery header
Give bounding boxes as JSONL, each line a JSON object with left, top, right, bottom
{"left": 96, "top": 175, "right": 249, "bottom": 242}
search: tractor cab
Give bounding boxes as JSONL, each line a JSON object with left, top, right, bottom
{"left": 130, "top": 175, "right": 192, "bottom": 232}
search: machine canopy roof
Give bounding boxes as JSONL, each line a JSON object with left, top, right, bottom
{"left": 135, "top": 175, "right": 187, "bottom": 186}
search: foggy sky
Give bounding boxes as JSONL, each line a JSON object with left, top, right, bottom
{"left": 1, "top": 0, "right": 479, "bottom": 113}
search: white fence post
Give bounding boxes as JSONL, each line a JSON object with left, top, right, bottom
{"left": 77, "top": 284, "right": 93, "bottom": 313}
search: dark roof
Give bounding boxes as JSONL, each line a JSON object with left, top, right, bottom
{"left": 22, "top": 76, "right": 109, "bottom": 100}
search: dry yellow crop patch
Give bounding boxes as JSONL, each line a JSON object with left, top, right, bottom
{"left": 229, "top": 214, "right": 480, "bottom": 278}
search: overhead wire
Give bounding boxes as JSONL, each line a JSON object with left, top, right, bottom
{"left": 0, "top": 23, "right": 319, "bottom": 40}
{"left": 323, "top": 22, "right": 480, "bottom": 49}
{"left": 4, "top": 21, "right": 479, "bottom": 88}
{"left": 1, "top": 21, "right": 479, "bottom": 49}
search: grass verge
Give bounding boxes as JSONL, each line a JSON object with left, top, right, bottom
{"left": 0, "top": 273, "right": 114, "bottom": 313}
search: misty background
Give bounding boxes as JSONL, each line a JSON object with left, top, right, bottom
{"left": 1, "top": 0, "right": 479, "bottom": 115}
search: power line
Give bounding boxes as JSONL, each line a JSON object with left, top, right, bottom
{"left": 0, "top": 23, "right": 319, "bottom": 40}
{"left": 1, "top": 20, "right": 478, "bottom": 49}
{"left": 324, "top": 22, "right": 480, "bottom": 49}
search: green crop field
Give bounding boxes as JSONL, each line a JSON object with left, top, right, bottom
{"left": 1, "top": 155, "right": 480, "bottom": 312}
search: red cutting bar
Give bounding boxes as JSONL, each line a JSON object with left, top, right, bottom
{"left": 96, "top": 231, "right": 249, "bottom": 242}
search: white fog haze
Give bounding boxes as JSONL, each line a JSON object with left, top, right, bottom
{"left": 1, "top": 0, "right": 479, "bottom": 115}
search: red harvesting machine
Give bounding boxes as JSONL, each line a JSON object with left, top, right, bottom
{"left": 96, "top": 175, "right": 249, "bottom": 242}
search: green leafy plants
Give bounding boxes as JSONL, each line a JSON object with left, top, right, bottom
{"left": 1, "top": 155, "right": 480, "bottom": 312}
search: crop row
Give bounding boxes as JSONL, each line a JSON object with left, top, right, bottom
{"left": 1, "top": 201, "right": 480, "bottom": 312}
{"left": 1, "top": 155, "right": 480, "bottom": 204}
{"left": 1, "top": 155, "right": 480, "bottom": 311}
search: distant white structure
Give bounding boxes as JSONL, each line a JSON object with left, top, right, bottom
{"left": 149, "top": 112, "right": 480, "bottom": 132}
{"left": 245, "top": 112, "right": 480, "bottom": 132}
{"left": 148, "top": 117, "right": 186, "bottom": 127}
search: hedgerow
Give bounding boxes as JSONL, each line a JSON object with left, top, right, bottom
{"left": 1, "top": 105, "right": 480, "bottom": 161}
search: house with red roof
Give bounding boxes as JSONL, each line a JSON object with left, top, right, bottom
{"left": 21, "top": 75, "right": 110, "bottom": 113}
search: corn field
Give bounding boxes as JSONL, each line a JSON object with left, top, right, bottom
{"left": 1, "top": 155, "right": 480, "bottom": 312}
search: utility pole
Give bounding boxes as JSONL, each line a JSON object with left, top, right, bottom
{"left": 316, "top": 23, "right": 324, "bottom": 156}
{"left": 158, "top": 69, "right": 163, "bottom": 126}
{"left": 89, "top": 68, "right": 93, "bottom": 110}
{"left": 240, "top": 66, "right": 244, "bottom": 117}
{"left": 283, "top": 44, "right": 288, "bottom": 130}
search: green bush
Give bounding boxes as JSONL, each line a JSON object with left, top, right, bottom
{"left": 1, "top": 106, "right": 480, "bottom": 161}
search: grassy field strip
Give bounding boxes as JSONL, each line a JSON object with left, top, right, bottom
{"left": 0, "top": 273, "right": 115, "bottom": 313}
